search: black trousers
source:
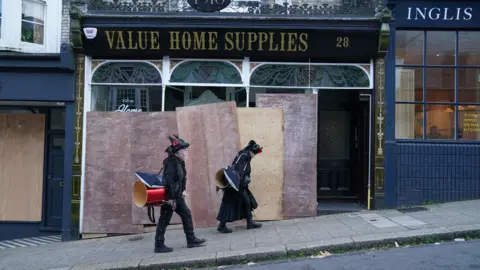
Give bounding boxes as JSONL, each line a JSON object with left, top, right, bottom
{"left": 155, "top": 197, "right": 194, "bottom": 242}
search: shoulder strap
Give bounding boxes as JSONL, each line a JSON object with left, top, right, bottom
{"left": 232, "top": 153, "right": 245, "bottom": 165}
{"left": 147, "top": 205, "right": 155, "bottom": 223}
{"left": 157, "top": 167, "right": 164, "bottom": 175}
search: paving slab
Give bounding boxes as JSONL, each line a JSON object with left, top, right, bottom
{"left": 1, "top": 200, "right": 480, "bottom": 270}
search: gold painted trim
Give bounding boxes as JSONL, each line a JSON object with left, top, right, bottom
{"left": 74, "top": 55, "right": 85, "bottom": 165}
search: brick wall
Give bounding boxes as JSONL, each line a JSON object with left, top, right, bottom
{"left": 396, "top": 143, "right": 480, "bottom": 206}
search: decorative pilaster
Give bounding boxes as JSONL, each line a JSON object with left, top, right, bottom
{"left": 373, "top": 7, "right": 391, "bottom": 209}
{"left": 374, "top": 58, "right": 386, "bottom": 209}
{"left": 70, "top": 55, "right": 85, "bottom": 239}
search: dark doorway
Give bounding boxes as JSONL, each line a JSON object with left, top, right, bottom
{"left": 317, "top": 90, "right": 368, "bottom": 203}
{"left": 44, "top": 133, "right": 65, "bottom": 230}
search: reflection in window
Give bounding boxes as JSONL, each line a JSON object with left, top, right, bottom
{"left": 426, "top": 31, "right": 455, "bottom": 66}
{"left": 395, "top": 67, "right": 423, "bottom": 102}
{"left": 91, "top": 86, "right": 163, "bottom": 112}
{"left": 426, "top": 105, "right": 454, "bottom": 139}
{"left": 395, "top": 30, "right": 480, "bottom": 140}
{"left": 396, "top": 31, "right": 423, "bottom": 65}
{"left": 21, "top": 0, "right": 45, "bottom": 45}
{"left": 395, "top": 104, "right": 423, "bottom": 139}
{"left": 163, "top": 86, "right": 246, "bottom": 111}
{"left": 90, "top": 62, "right": 163, "bottom": 112}
{"left": 458, "top": 68, "right": 480, "bottom": 103}
{"left": 250, "top": 65, "right": 369, "bottom": 88}
{"left": 426, "top": 68, "right": 454, "bottom": 102}
{"left": 459, "top": 32, "right": 480, "bottom": 66}
{"left": 458, "top": 106, "right": 480, "bottom": 140}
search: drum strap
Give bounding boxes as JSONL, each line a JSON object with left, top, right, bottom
{"left": 147, "top": 205, "right": 155, "bottom": 223}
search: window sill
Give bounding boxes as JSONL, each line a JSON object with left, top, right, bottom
{"left": 0, "top": 41, "right": 48, "bottom": 54}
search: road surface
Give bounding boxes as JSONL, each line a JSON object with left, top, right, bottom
{"left": 210, "top": 240, "right": 480, "bottom": 270}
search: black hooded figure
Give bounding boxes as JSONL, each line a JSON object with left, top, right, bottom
{"left": 216, "top": 140, "right": 263, "bottom": 233}
{"left": 154, "top": 134, "right": 206, "bottom": 253}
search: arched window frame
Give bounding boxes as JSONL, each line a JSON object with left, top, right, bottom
{"left": 168, "top": 59, "right": 245, "bottom": 87}
{"left": 249, "top": 61, "right": 374, "bottom": 90}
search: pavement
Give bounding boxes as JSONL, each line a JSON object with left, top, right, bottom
{"left": 215, "top": 239, "right": 480, "bottom": 270}
{"left": 0, "top": 199, "right": 480, "bottom": 270}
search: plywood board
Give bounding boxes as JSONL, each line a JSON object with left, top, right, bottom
{"left": 0, "top": 114, "right": 45, "bottom": 221}
{"left": 176, "top": 102, "right": 241, "bottom": 228}
{"left": 237, "top": 108, "right": 284, "bottom": 221}
{"left": 130, "top": 112, "right": 181, "bottom": 225}
{"left": 257, "top": 94, "right": 317, "bottom": 218}
{"left": 83, "top": 112, "right": 142, "bottom": 234}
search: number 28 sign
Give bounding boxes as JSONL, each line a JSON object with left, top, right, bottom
{"left": 187, "top": 0, "right": 231, "bottom": 12}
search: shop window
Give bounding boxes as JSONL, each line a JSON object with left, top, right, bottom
{"left": 250, "top": 64, "right": 370, "bottom": 88}
{"left": 90, "top": 62, "right": 163, "bottom": 112}
{"left": 395, "top": 30, "right": 480, "bottom": 141}
{"left": 21, "top": 0, "right": 45, "bottom": 45}
{"left": 170, "top": 61, "right": 242, "bottom": 84}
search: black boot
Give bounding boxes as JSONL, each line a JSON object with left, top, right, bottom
{"left": 217, "top": 222, "right": 233, "bottom": 234}
{"left": 246, "top": 212, "right": 262, "bottom": 230}
{"left": 154, "top": 238, "right": 173, "bottom": 253}
{"left": 187, "top": 236, "right": 207, "bottom": 248}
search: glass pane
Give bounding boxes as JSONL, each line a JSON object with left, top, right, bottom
{"left": 426, "top": 68, "right": 454, "bottom": 102}
{"left": 426, "top": 104, "right": 454, "bottom": 139}
{"left": 52, "top": 137, "right": 64, "bottom": 151}
{"left": 458, "top": 68, "right": 480, "bottom": 103}
{"left": 458, "top": 105, "right": 480, "bottom": 140}
{"left": 395, "top": 67, "right": 423, "bottom": 102}
{"left": 395, "top": 104, "right": 423, "bottom": 139}
{"left": 21, "top": 0, "right": 45, "bottom": 45}
{"left": 91, "top": 86, "right": 163, "bottom": 112}
{"left": 459, "top": 32, "right": 480, "bottom": 66}
{"left": 250, "top": 65, "right": 369, "bottom": 88}
{"left": 170, "top": 61, "right": 242, "bottom": 84}
{"left": 50, "top": 108, "right": 65, "bottom": 130}
{"left": 396, "top": 31, "right": 424, "bottom": 65}
{"left": 426, "top": 31, "right": 455, "bottom": 66}
{"left": 92, "top": 62, "right": 162, "bottom": 84}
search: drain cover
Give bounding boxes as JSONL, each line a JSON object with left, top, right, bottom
{"left": 398, "top": 207, "right": 429, "bottom": 213}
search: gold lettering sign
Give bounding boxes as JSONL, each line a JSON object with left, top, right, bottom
{"left": 103, "top": 30, "right": 316, "bottom": 52}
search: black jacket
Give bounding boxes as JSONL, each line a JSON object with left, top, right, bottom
{"left": 232, "top": 150, "right": 252, "bottom": 192}
{"left": 163, "top": 155, "right": 187, "bottom": 200}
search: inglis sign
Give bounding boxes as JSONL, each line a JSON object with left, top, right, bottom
{"left": 396, "top": 2, "right": 478, "bottom": 28}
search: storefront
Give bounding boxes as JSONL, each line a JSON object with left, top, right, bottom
{"left": 385, "top": 0, "right": 480, "bottom": 207}
{"left": 0, "top": 47, "right": 76, "bottom": 241}
{"left": 71, "top": 0, "right": 392, "bottom": 236}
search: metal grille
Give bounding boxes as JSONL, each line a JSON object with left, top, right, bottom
{"left": 86, "top": 0, "right": 383, "bottom": 16}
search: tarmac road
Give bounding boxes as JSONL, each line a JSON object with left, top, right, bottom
{"left": 211, "top": 240, "right": 480, "bottom": 270}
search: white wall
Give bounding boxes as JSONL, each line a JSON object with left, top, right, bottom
{"left": 0, "top": 0, "right": 63, "bottom": 53}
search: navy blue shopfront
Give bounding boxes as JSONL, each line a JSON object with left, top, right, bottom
{"left": 0, "top": 46, "right": 76, "bottom": 241}
{"left": 385, "top": 0, "right": 480, "bottom": 207}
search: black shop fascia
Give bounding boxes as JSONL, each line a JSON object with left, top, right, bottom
{"left": 79, "top": 15, "right": 382, "bottom": 63}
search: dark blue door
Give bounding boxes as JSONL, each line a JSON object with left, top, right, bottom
{"left": 45, "top": 134, "right": 65, "bottom": 229}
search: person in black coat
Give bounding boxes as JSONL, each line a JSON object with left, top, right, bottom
{"left": 216, "top": 140, "right": 263, "bottom": 233}
{"left": 154, "top": 135, "right": 206, "bottom": 253}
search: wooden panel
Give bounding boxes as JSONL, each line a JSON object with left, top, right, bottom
{"left": 0, "top": 114, "right": 45, "bottom": 221}
{"left": 237, "top": 108, "right": 284, "bottom": 221}
{"left": 176, "top": 102, "right": 241, "bottom": 228}
{"left": 130, "top": 112, "right": 181, "bottom": 225}
{"left": 83, "top": 112, "right": 142, "bottom": 234}
{"left": 257, "top": 94, "right": 317, "bottom": 218}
